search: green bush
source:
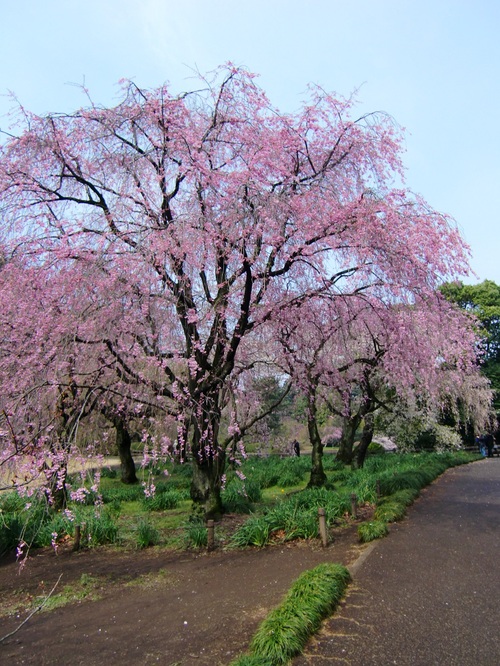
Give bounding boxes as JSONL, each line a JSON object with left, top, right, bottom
{"left": 374, "top": 500, "right": 407, "bottom": 523}
{"left": 367, "top": 441, "right": 386, "bottom": 454}
{"left": 72, "top": 508, "right": 119, "bottom": 547}
{"left": 101, "top": 485, "right": 145, "bottom": 503}
{"left": 222, "top": 486, "right": 254, "bottom": 514}
{"left": 229, "top": 515, "right": 271, "bottom": 548}
{"left": 0, "top": 492, "right": 26, "bottom": 513}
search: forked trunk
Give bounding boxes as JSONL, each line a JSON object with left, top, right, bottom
{"left": 335, "top": 414, "right": 362, "bottom": 464}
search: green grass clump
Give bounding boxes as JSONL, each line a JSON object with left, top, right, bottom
{"left": 0, "top": 492, "right": 26, "bottom": 513}
{"left": 374, "top": 486, "right": 420, "bottom": 524}
{"left": 0, "top": 512, "right": 24, "bottom": 555}
{"left": 142, "top": 489, "right": 182, "bottom": 511}
{"left": 229, "top": 484, "right": 354, "bottom": 548}
{"left": 229, "top": 514, "right": 271, "bottom": 548}
{"left": 72, "top": 507, "right": 120, "bottom": 547}
{"left": 373, "top": 500, "right": 407, "bottom": 523}
{"left": 101, "top": 485, "right": 145, "bottom": 503}
{"left": 183, "top": 518, "right": 208, "bottom": 549}
{"left": 135, "top": 518, "right": 161, "bottom": 549}
{"left": 358, "top": 519, "right": 389, "bottom": 543}
{"left": 100, "top": 466, "right": 118, "bottom": 479}
{"left": 233, "top": 563, "right": 350, "bottom": 666}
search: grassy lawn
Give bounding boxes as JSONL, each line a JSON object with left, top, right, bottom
{"left": 0, "top": 450, "right": 480, "bottom": 557}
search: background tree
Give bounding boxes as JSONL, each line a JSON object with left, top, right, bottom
{"left": 440, "top": 280, "right": 500, "bottom": 422}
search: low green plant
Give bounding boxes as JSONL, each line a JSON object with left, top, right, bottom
{"left": 0, "top": 491, "right": 26, "bottom": 513}
{"left": 229, "top": 514, "right": 271, "bottom": 548}
{"left": 0, "top": 512, "right": 24, "bottom": 555}
{"left": 71, "top": 508, "right": 119, "bottom": 547}
{"left": 222, "top": 485, "right": 254, "bottom": 514}
{"left": 367, "top": 441, "right": 386, "bottom": 454}
{"left": 100, "top": 466, "right": 118, "bottom": 479}
{"left": 183, "top": 518, "right": 208, "bottom": 549}
{"left": 358, "top": 519, "right": 389, "bottom": 543}
{"left": 135, "top": 518, "right": 161, "bottom": 549}
{"left": 101, "top": 485, "right": 145, "bottom": 504}
{"left": 142, "top": 489, "right": 181, "bottom": 511}
{"left": 234, "top": 563, "right": 350, "bottom": 666}
{"left": 373, "top": 500, "right": 407, "bottom": 523}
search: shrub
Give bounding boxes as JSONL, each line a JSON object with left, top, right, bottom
{"left": 101, "top": 485, "right": 145, "bottom": 503}
{"left": 71, "top": 508, "right": 119, "bottom": 547}
{"left": 222, "top": 486, "right": 254, "bottom": 514}
{"left": 0, "top": 492, "right": 26, "bottom": 513}
{"left": 367, "top": 441, "right": 386, "bottom": 454}
{"left": 229, "top": 515, "right": 271, "bottom": 548}
{"left": 374, "top": 500, "right": 407, "bottom": 523}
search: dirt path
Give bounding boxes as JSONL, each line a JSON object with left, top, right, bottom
{"left": 0, "top": 522, "right": 367, "bottom": 666}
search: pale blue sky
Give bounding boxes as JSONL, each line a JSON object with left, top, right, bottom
{"left": 1, "top": 0, "right": 499, "bottom": 283}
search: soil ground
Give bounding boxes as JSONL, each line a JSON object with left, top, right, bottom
{"left": 0, "top": 515, "right": 370, "bottom": 666}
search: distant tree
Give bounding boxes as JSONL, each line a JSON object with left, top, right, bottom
{"left": 276, "top": 292, "right": 492, "bottom": 473}
{"left": 440, "top": 280, "right": 500, "bottom": 419}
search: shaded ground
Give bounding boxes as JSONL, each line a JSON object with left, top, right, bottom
{"left": 0, "top": 514, "right": 370, "bottom": 666}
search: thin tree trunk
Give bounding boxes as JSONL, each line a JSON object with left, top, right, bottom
{"left": 307, "top": 402, "right": 327, "bottom": 487}
{"left": 46, "top": 459, "right": 68, "bottom": 511}
{"left": 115, "top": 419, "right": 138, "bottom": 484}
{"left": 354, "top": 412, "right": 375, "bottom": 469}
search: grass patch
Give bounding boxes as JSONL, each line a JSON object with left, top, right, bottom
{"left": 125, "top": 568, "right": 175, "bottom": 590}
{"left": 39, "top": 573, "right": 104, "bottom": 613}
{"left": 0, "top": 451, "right": 479, "bottom": 558}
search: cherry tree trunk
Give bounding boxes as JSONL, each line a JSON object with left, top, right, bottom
{"left": 46, "top": 464, "right": 68, "bottom": 511}
{"left": 306, "top": 404, "right": 327, "bottom": 487}
{"left": 189, "top": 391, "right": 225, "bottom": 519}
{"left": 115, "top": 419, "right": 138, "bottom": 484}
{"left": 336, "top": 414, "right": 362, "bottom": 464}
{"left": 353, "top": 412, "right": 375, "bottom": 469}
